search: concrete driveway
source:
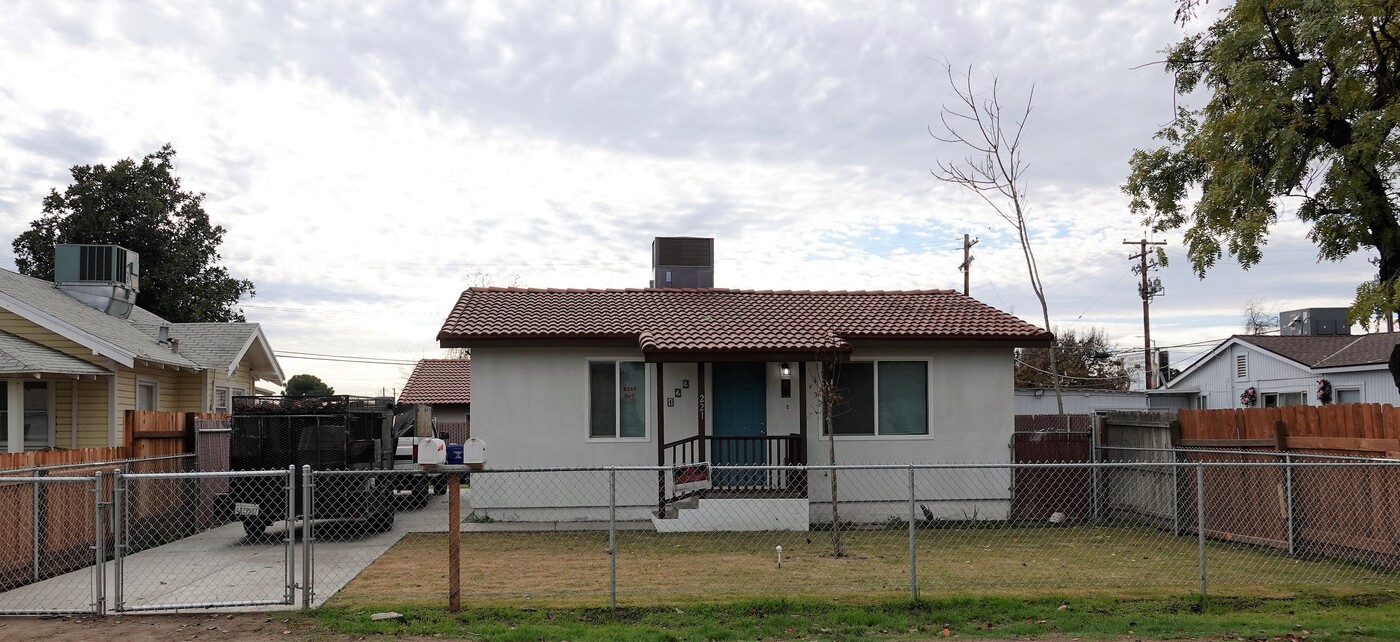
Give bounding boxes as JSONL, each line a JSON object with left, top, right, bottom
{"left": 0, "top": 493, "right": 452, "bottom": 614}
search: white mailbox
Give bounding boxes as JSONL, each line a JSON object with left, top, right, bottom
{"left": 463, "top": 438, "right": 487, "bottom": 469}
{"left": 416, "top": 438, "right": 446, "bottom": 465}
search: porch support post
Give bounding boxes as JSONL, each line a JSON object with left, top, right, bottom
{"left": 697, "top": 363, "right": 707, "bottom": 461}
{"left": 655, "top": 362, "right": 666, "bottom": 516}
{"left": 797, "top": 361, "right": 807, "bottom": 465}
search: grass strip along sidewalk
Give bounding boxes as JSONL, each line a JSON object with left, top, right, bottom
{"left": 308, "top": 592, "right": 1400, "bottom": 641}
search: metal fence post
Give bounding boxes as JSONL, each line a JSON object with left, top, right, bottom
{"left": 301, "top": 465, "right": 313, "bottom": 609}
{"left": 1196, "top": 463, "right": 1207, "bottom": 600}
{"left": 1171, "top": 462, "right": 1181, "bottom": 536}
{"left": 31, "top": 470, "right": 41, "bottom": 583}
{"left": 908, "top": 464, "right": 918, "bottom": 601}
{"left": 285, "top": 465, "right": 296, "bottom": 605}
{"left": 1284, "top": 454, "right": 1295, "bottom": 556}
{"left": 609, "top": 468, "right": 617, "bottom": 611}
{"left": 112, "top": 468, "right": 125, "bottom": 612}
{"left": 93, "top": 470, "right": 105, "bottom": 616}
{"left": 1090, "top": 420, "right": 1101, "bottom": 523}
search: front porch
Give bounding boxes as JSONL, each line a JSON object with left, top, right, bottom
{"left": 653, "top": 360, "right": 814, "bottom": 519}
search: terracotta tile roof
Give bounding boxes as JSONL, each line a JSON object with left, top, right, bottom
{"left": 437, "top": 288, "right": 1053, "bottom": 354}
{"left": 399, "top": 359, "right": 471, "bottom": 405}
{"left": 1239, "top": 333, "right": 1400, "bottom": 369}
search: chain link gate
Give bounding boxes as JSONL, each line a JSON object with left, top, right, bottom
{"left": 113, "top": 467, "right": 297, "bottom": 612}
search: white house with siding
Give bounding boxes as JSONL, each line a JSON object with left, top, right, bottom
{"left": 1163, "top": 333, "right": 1400, "bottom": 409}
{"left": 436, "top": 285, "right": 1052, "bottom": 528}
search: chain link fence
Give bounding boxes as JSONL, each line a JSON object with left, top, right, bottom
{"left": 0, "top": 460, "right": 1395, "bottom": 614}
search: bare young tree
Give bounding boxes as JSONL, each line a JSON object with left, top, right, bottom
{"left": 447, "top": 270, "right": 524, "bottom": 358}
{"left": 930, "top": 63, "right": 1062, "bottom": 412}
{"left": 811, "top": 357, "right": 847, "bottom": 557}
{"left": 1242, "top": 298, "right": 1279, "bottom": 336}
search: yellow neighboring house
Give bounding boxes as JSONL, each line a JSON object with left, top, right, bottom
{"left": 0, "top": 244, "right": 283, "bottom": 452}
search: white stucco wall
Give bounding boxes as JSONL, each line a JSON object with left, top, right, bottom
{"left": 468, "top": 344, "right": 1017, "bottom": 523}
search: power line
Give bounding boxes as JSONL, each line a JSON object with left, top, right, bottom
{"left": 276, "top": 351, "right": 420, "bottom": 366}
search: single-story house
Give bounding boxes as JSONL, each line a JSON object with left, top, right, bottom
{"left": 1160, "top": 332, "right": 1400, "bottom": 409}
{"left": 0, "top": 245, "right": 284, "bottom": 452}
{"left": 1014, "top": 388, "right": 1149, "bottom": 415}
{"left": 398, "top": 358, "right": 471, "bottom": 441}
{"left": 436, "top": 286, "right": 1052, "bottom": 527}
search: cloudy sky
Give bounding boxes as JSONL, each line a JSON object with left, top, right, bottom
{"left": 0, "top": 1, "right": 1376, "bottom": 395}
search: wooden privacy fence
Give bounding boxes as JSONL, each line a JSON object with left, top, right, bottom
{"left": 1175, "top": 404, "right": 1400, "bottom": 566}
{"left": 1010, "top": 415, "right": 1095, "bottom": 520}
{"left": 0, "top": 411, "right": 211, "bottom": 592}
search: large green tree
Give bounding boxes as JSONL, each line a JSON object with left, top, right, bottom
{"left": 1125, "top": 1, "right": 1400, "bottom": 325}
{"left": 283, "top": 374, "right": 335, "bottom": 397}
{"left": 1015, "top": 327, "right": 1131, "bottom": 390}
{"left": 12, "top": 144, "right": 254, "bottom": 322}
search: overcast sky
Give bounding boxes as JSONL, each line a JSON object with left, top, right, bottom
{"left": 0, "top": 1, "right": 1376, "bottom": 395}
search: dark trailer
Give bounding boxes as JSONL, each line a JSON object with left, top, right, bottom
{"left": 227, "top": 395, "right": 396, "bottom": 538}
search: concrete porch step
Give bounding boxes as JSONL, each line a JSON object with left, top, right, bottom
{"left": 651, "top": 496, "right": 810, "bottom": 532}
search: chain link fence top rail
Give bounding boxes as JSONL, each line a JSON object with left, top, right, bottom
{"left": 327, "top": 462, "right": 1399, "bottom": 610}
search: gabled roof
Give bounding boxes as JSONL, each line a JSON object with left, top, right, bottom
{"left": 131, "top": 322, "right": 285, "bottom": 385}
{"left": 1167, "top": 332, "right": 1400, "bottom": 387}
{"left": 399, "top": 359, "right": 471, "bottom": 405}
{"left": 438, "top": 287, "right": 1053, "bottom": 355}
{"left": 0, "top": 268, "right": 197, "bottom": 369}
{"left": 0, "top": 267, "right": 283, "bottom": 382}
{"left": 0, "top": 332, "right": 111, "bottom": 377}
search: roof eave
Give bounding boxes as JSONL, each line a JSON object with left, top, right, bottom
{"left": 0, "top": 290, "right": 137, "bottom": 368}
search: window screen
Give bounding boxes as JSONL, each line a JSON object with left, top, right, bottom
{"left": 23, "top": 382, "right": 49, "bottom": 450}
{"left": 588, "top": 362, "right": 617, "bottom": 438}
{"left": 831, "top": 363, "right": 875, "bottom": 435}
{"left": 137, "top": 382, "right": 157, "bottom": 411}
{"left": 1336, "top": 388, "right": 1362, "bottom": 404}
{"left": 878, "top": 361, "right": 928, "bottom": 435}
{"left": 618, "top": 362, "right": 646, "bottom": 438}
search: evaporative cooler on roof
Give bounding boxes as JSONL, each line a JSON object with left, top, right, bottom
{"left": 651, "top": 237, "right": 714, "bottom": 288}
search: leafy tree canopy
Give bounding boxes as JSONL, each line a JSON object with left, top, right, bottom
{"left": 1015, "top": 327, "right": 1130, "bottom": 390}
{"left": 284, "top": 374, "right": 335, "bottom": 397}
{"left": 1125, "top": 1, "right": 1400, "bottom": 326}
{"left": 12, "top": 144, "right": 254, "bottom": 322}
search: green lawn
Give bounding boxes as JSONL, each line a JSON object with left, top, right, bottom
{"left": 330, "top": 525, "right": 1395, "bottom": 609}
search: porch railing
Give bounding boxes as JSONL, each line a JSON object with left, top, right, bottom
{"left": 662, "top": 434, "right": 804, "bottom": 493}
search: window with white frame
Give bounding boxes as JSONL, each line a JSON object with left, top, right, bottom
{"left": 22, "top": 382, "right": 51, "bottom": 450}
{"left": 827, "top": 361, "right": 929, "bottom": 436}
{"left": 1196, "top": 395, "right": 1209, "bottom": 409}
{"left": 0, "top": 381, "right": 51, "bottom": 453}
{"left": 137, "top": 380, "right": 158, "bottom": 411}
{"left": 587, "top": 360, "right": 647, "bottom": 439}
{"left": 1262, "top": 391, "right": 1307, "bottom": 407}
{"left": 214, "top": 387, "right": 230, "bottom": 414}
{"left": 1336, "top": 388, "right": 1362, "bottom": 404}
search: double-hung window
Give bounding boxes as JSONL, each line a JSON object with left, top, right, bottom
{"left": 588, "top": 361, "right": 647, "bottom": 439}
{"left": 828, "top": 361, "right": 929, "bottom": 436}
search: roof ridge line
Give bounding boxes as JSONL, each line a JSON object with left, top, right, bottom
{"left": 466, "top": 286, "right": 960, "bottom": 295}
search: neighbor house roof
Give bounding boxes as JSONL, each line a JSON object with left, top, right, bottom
{"left": 1239, "top": 333, "right": 1400, "bottom": 370}
{"left": 437, "top": 288, "right": 1053, "bottom": 356}
{"left": 399, "top": 359, "right": 471, "bottom": 405}
{"left": 1168, "top": 332, "right": 1400, "bottom": 388}
{"left": 0, "top": 331, "right": 111, "bottom": 377}
{"left": 131, "top": 322, "right": 285, "bottom": 385}
{"left": 0, "top": 267, "right": 283, "bottom": 382}
{"left": 0, "top": 268, "right": 198, "bottom": 369}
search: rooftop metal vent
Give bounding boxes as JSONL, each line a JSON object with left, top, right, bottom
{"left": 650, "top": 237, "right": 714, "bottom": 288}
{"left": 53, "top": 244, "right": 140, "bottom": 319}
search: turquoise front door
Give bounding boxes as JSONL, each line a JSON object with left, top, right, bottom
{"left": 711, "top": 362, "right": 767, "bottom": 486}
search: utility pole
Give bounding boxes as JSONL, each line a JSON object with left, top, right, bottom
{"left": 959, "top": 234, "right": 979, "bottom": 296}
{"left": 1125, "top": 238, "right": 1167, "bottom": 389}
